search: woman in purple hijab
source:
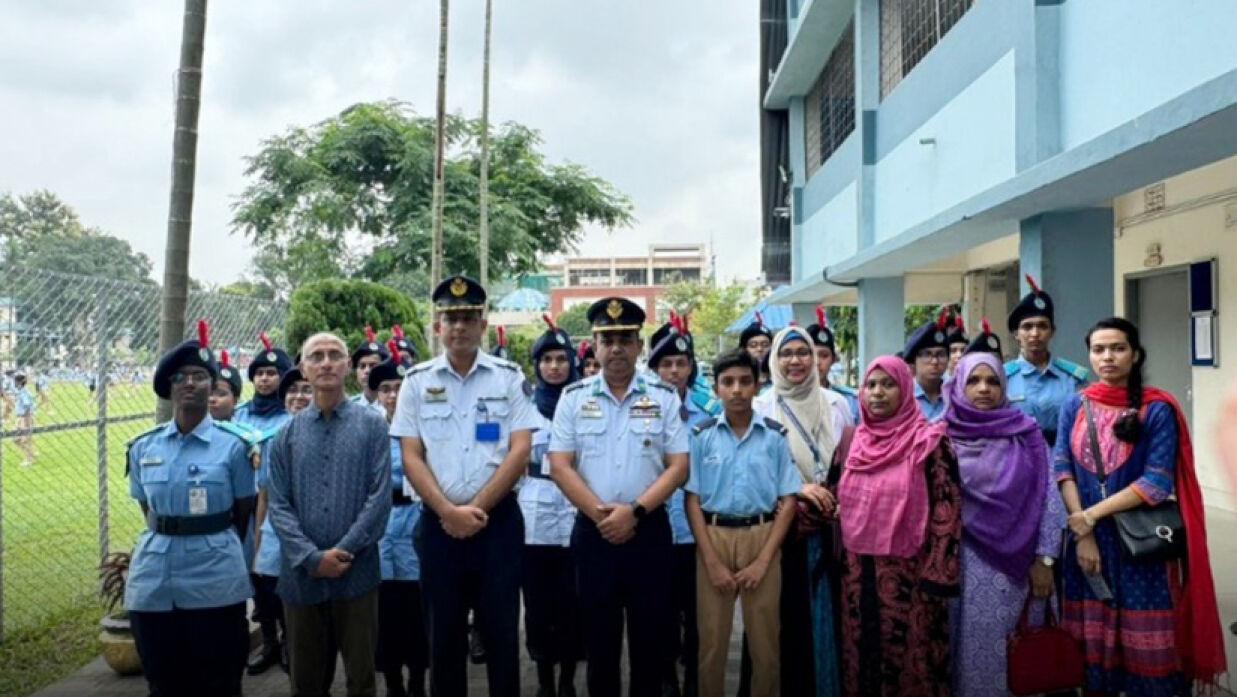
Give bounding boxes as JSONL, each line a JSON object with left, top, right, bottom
{"left": 944, "top": 352, "right": 1065, "bottom": 697}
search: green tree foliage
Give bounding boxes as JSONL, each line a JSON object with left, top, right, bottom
{"left": 233, "top": 101, "right": 634, "bottom": 297}
{"left": 1, "top": 191, "right": 153, "bottom": 281}
{"left": 659, "top": 279, "right": 754, "bottom": 360}
{"left": 285, "top": 279, "right": 427, "bottom": 361}
{"left": 554, "top": 302, "right": 592, "bottom": 339}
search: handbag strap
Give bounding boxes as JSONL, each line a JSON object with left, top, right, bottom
{"left": 1082, "top": 397, "right": 1109, "bottom": 496}
{"left": 776, "top": 395, "right": 828, "bottom": 483}
{"left": 1017, "top": 594, "right": 1058, "bottom": 631}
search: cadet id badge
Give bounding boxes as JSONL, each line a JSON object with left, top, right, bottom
{"left": 188, "top": 487, "right": 208, "bottom": 515}
{"left": 475, "top": 401, "right": 500, "bottom": 442}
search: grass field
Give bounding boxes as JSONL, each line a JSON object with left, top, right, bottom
{"left": 0, "top": 381, "right": 252, "bottom": 696}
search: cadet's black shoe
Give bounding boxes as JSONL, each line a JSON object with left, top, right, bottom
{"left": 247, "top": 642, "right": 281, "bottom": 675}
{"left": 468, "top": 626, "right": 487, "bottom": 665}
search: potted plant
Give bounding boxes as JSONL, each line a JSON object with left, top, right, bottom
{"left": 98, "top": 551, "right": 142, "bottom": 676}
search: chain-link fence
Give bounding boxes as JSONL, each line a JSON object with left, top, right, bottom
{"left": 0, "top": 265, "right": 286, "bottom": 640}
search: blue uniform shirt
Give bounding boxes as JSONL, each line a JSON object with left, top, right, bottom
{"left": 686, "top": 414, "right": 801, "bottom": 516}
{"left": 1005, "top": 355, "right": 1088, "bottom": 434}
{"left": 233, "top": 400, "right": 289, "bottom": 437}
{"left": 125, "top": 417, "right": 255, "bottom": 612}
{"left": 251, "top": 413, "right": 293, "bottom": 577}
{"left": 349, "top": 392, "right": 387, "bottom": 418}
{"left": 913, "top": 380, "right": 947, "bottom": 421}
{"left": 14, "top": 387, "right": 34, "bottom": 417}
{"left": 667, "top": 391, "right": 716, "bottom": 544}
{"left": 390, "top": 350, "right": 538, "bottom": 504}
{"left": 829, "top": 384, "right": 860, "bottom": 423}
{"left": 549, "top": 373, "right": 690, "bottom": 504}
{"left": 380, "top": 436, "right": 422, "bottom": 580}
{"left": 518, "top": 415, "right": 577, "bottom": 546}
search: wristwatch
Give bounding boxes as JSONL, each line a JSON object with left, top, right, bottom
{"left": 632, "top": 502, "right": 648, "bottom": 521}
{"left": 1039, "top": 556, "right": 1056, "bottom": 568}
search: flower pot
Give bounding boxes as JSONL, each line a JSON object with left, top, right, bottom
{"left": 99, "top": 612, "right": 142, "bottom": 676}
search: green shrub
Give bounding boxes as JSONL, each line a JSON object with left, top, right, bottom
{"left": 286, "top": 279, "right": 427, "bottom": 360}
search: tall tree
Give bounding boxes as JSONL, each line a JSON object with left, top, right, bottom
{"left": 660, "top": 279, "right": 753, "bottom": 360}
{"left": 232, "top": 102, "right": 632, "bottom": 298}
{"left": 157, "top": 0, "right": 207, "bottom": 420}
{"left": 430, "top": 0, "right": 450, "bottom": 353}
{"left": 478, "top": 0, "right": 494, "bottom": 292}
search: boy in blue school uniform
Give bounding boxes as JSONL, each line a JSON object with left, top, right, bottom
{"left": 685, "top": 348, "right": 800, "bottom": 697}
{"left": 125, "top": 321, "right": 257, "bottom": 697}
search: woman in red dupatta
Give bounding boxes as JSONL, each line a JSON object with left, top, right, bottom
{"left": 834, "top": 356, "right": 961, "bottom": 697}
{"left": 1056, "top": 317, "right": 1225, "bottom": 696}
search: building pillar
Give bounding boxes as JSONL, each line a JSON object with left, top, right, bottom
{"left": 1018, "top": 209, "right": 1114, "bottom": 367}
{"left": 858, "top": 276, "right": 904, "bottom": 368}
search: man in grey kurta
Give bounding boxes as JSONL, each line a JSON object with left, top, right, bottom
{"left": 267, "top": 332, "right": 392, "bottom": 697}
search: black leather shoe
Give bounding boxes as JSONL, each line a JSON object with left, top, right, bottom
{"left": 247, "top": 642, "right": 281, "bottom": 676}
{"left": 468, "top": 626, "right": 487, "bottom": 665}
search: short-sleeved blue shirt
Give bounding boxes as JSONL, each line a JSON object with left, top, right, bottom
{"left": 686, "top": 414, "right": 801, "bottom": 516}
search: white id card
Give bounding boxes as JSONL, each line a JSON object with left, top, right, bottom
{"left": 540, "top": 456, "right": 552, "bottom": 477}
{"left": 402, "top": 478, "right": 418, "bottom": 501}
{"left": 189, "top": 487, "right": 208, "bottom": 515}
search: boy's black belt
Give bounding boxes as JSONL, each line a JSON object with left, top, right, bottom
{"left": 526, "top": 461, "right": 554, "bottom": 480}
{"left": 393, "top": 489, "right": 417, "bottom": 506}
{"left": 146, "top": 510, "right": 233, "bottom": 536}
{"left": 702, "top": 510, "right": 775, "bottom": 528}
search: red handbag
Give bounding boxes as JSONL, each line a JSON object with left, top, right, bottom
{"left": 1007, "top": 596, "right": 1085, "bottom": 695}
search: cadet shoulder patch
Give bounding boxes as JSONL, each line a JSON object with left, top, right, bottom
{"left": 124, "top": 423, "right": 165, "bottom": 476}
{"left": 692, "top": 416, "right": 718, "bottom": 434}
{"left": 648, "top": 381, "right": 674, "bottom": 393}
{"left": 563, "top": 381, "right": 589, "bottom": 394}
{"left": 1004, "top": 360, "right": 1019, "bottom": 377}
{"left": 522, "top": 380, "right": 533, "bottom": 397}
{"left": 831, "top": 384, "right": 857, "bottom": 397}
{"left": 762, "top": 417, "right": 789, "bottom": 436}
{"left": 214, "top": 420, "right": 258, "bottom": 445}
{"left": 1052, "top": 357, "right": 1090, "bottom": 382}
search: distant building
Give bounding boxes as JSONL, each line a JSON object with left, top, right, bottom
{"left": 547, "top": 244, "right": 707, "bottom": 323}
{"left": 0, "top": 297, "right": 19, "bottom": 370}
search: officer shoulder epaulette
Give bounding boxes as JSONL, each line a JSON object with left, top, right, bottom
{"left": 563, "top": 381, "right": 590, "bottom": 394}
{"left": 1004, "top": 360, "right": 1020, "bottom": 378}
{"left": 409, "top": 363, "right": 433, "bottom": 375}
{"left": 831, "top": 383, "right": 858, "bottom": 397}
{"left": 648, "top": 381, "right": 674, "bottom": 393}
{"left": 692, "top": 416, "right": 718, "bottom": 434}
{"left": 124, "top": 423, "right": 166, "bottom": 476}
{"left": 489, "top": 355, "right": 521, "bottom": 372}
{"left": 521, "top": 380, "right": 533, "bottom": 397}
{"left": 1052, "top": 356, "right": 1090, "bottom": 382}
{"left": 762, "top": 416, "right": 789, "bottom": 436}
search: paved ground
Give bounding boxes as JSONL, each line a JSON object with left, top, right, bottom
{"left": 32, "top": 507, "right": 1237, "bottom": 696}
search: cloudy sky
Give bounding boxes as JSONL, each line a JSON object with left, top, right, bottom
{"left": 0, "top": 1, "right": 762, "bottom": 286}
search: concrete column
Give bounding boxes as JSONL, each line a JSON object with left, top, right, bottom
{"left": 1018, "top": 209, "right": 1114, "bottom": 367}
{"left": 791, "top": 301, "right": 817, "bottom": 327}
{"left": 854, "top": 0, "right": 880, "bottom": 250}
{"left": 858, "top": 276, "right": 905, "bottom": 368}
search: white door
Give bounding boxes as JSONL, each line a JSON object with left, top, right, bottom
{"left": 1131, "top": 270, "right": 1192, "bottom": 428}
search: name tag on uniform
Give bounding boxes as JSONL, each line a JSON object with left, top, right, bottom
{"left": 1009, "top": 395, "right": 1027, "bottom": 403}
{"left": 580, "top": 400, "right": 603, "bottom": 418}
{"left": 425, "top": 386, "right": 448, "bottom": 402}
{"left": 140, "top": 456, "right": 163, "bottom": 466}
{"left": 475, "top": 422, "right": 500, "bottom": 442}
{"left": 188, "top": 487, "right": 208, "bottom": 515}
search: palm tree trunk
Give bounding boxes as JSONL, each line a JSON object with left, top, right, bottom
{"left": 429, "top": 0, "right": 449, "bottom": 352}
{"left": 478, "top": 0, "right": 493, "bottom": 291}
{"left": 156, "top": 0, "right": 207, "bottom": 421}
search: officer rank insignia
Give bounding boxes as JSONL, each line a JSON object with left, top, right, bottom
{"left": 450, "top": 277, "right": 468, "bottom": 297}
{"left": 630, "top": 395, "right": 661, "bottom": 419}
{"left": 425, "top": 386, "right": 447, "bottom": 402}
{"left": 606, "top": 299, "right": 623, "bottom": 319}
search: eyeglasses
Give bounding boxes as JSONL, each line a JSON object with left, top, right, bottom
{"left": 918, "top": 350, "right": 948, "bottom": 363}
{"left": 286, "top": 384, "right": 313, "bottom": 396}
{"left": 777, "top": 349, "right": 814, "bottom": 361}
{"left": 170, "top": 371, "right": 212, "bottom": 385}
{"left": 303, "top": 350, "right": 347, "bottom": 365}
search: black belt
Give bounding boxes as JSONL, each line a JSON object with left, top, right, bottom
{"left": 393, "top": 489, "right": 416, "bottom": 507}
{"left": 526, "top": 461, "right": 553, "bottom": 480}
{"left": 702, "top": 510, "right": 774, "bottom": 528}
{"left": 147, "top": 510, "right": 233, "bottom": 536}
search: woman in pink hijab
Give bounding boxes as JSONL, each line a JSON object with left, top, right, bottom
{"left": 834, "top": 356, "right": 962, "bottom": 697}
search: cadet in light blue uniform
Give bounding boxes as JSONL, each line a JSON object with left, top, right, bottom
{"left": 548, "top": 297, "right": 691, "bottom": 697}
{"left": 519, "top": 315, "right": 584, "bottom": 697}
{"left": 370, "top": 341, "right": 429, "bottom": 697}
{"left": 739, "top": 314, "right": 774, "bottom": 395}
{"left": 806, "top": 305, "right": 859, "bottom": 426}
{"left": 125, "top": 323, "right": 256, "bottom": 697}
{"left": 233, "top": 330, "right": 292, "bottom": 432}
{"left": 12, "top": 372, "right": 36, "bottom": 466}
{"left": 1004, "top": 276, "right": 1088, "bottom": 446}
{"left": 647, "top": 314, "right": 716, "bottom": 697}
{"left": 903, "top": 311, "right": 952, "bottom": 421}
{"left": 349, "top": 326, "right": 391, "bottom": 417}
{"left": 390, "top": 274, "right": 538, "bottom": 697}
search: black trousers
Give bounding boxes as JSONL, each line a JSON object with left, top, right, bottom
{"left": 251, "top": 573, "right": 285, "bottom": 642}
{"left": 377, "top": 580, "right": 429, "bottom": 674}
{"left": 572, "top": 508, "right": 672, "bottom": 697}
{"left": 669, "top": 543, "right": 699, "bottom": 695}
{"left": 521, "top": 545, "right": 583, "bottom": 665}
{"left": 415, "top": 495, "right": 523, "bottom": 697}
{"left": 130, "top": 602, "right": 248, "bottom": 697}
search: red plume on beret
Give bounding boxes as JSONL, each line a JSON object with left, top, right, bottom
{"left": 577, "top": 341, "right": 590, "bottom": 360}
{"left": 936, "top": 308, "right": 949, "bottom": 330}
{"left": 496, "top": 326, "right": 506, "bottom": 347}
{"left": 259, "top": 331, "right": 273, "bottom": 351}
{"left": 220, "top": 349, "right": 231, "bottom": 368}
{"left": 388, "top": 339, "right": 401, "bottom": 362}
{"left": 955, "top": 314, "right": 965, "bottom": 332}
{"left": 788, "top": 320, "right": 798, "bottom": 326}
{"left": 680, "top": 312, "right": 690, "bottom": 334}
{"left": 1025, "top": 274, "right": 1042, "bottom": 294}
{"left": 392, "top": 324, "right": 405, "bottom": 340}
{"left": 197, "top": 320, "right": 209, "bottom": 348}
{"left": 981, "top": 317, "right": 992, "bottom": 334}
{"left": 365, "top": 326, "right": 376, "bottom": 343}
{"left": 542, "top": 313, "right": 556, "bottom": 331}
{"left": 755, "top": 311, "right": 764, "bottom": 327}
{"left": 814, "top": 305, "right": 827, "bottom": 328}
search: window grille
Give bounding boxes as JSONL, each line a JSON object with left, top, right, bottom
{"left": 880, "top": 0, "right": 976, "bottom": 99}
{"left": 805, "top": 20, "right": 855, "bottom": 177}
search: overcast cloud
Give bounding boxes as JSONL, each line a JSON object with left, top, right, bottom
{"left": 0, "top": 1, "right": 761, "bottom": 286}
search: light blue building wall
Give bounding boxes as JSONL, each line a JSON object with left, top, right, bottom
{"left": 764, "top": 0, "right": 1237, "bottom": 365}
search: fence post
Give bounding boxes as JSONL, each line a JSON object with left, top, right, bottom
{"left": 96, "top": 296, "right": 111, "bottom": 564}
{"left": 1, "top": 402, "right": 6, "bottom": 644}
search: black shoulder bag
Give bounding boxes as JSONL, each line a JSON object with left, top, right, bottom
{"left": 1082, "top": 397, "right": 1186, "bottom": 562}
